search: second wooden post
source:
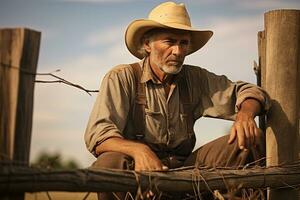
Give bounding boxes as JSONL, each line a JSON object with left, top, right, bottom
{"left": 263, "top": 9, "right": 300, "bottom": 200}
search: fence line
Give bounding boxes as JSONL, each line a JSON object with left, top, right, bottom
{"left": 1, "top": 162, "right": 300, "bottom": 194}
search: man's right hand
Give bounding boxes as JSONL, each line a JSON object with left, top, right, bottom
{"left": 95, "top": 137, "right": 168, "bottom": 171}
{"left": 132, "top": 144, "right": 168, "bottom": 171}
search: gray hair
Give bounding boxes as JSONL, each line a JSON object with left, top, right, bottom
{"left": 137, "top": 29, "right": 160, "bottom": 58}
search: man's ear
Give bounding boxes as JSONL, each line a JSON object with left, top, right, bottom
{"left": 143, "top": 39, "right": 151, "bottom": 53}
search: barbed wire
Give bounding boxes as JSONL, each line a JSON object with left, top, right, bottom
{"left": 0, "top": 62, "right": 99, "bottom": 96}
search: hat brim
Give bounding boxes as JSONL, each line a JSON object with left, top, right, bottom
{"left": 125, "top": 19, "right": 213, "bottom": 59}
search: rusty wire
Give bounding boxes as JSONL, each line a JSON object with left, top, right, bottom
{"left": 1, "top": 62, "right": 99, "bottom": 96}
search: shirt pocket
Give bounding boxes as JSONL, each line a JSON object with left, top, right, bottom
{"left": 145, "top": 108, "right": 165, "bottom": 138}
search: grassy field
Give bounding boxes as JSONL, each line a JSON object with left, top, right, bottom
{"left": 25, "top": 192, "right": 98, "bottom": 200}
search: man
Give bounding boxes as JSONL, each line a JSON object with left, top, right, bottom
{"left": 85, "top": 1, "right": 270, "bottom": 199}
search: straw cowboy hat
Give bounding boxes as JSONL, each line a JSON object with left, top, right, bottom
{"left": 125, "top": 1, "right": 213, "bottom": 59}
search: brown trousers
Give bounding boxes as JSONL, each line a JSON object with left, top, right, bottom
{"left": 90, "top": 135, "right": 265, "bottom": 200}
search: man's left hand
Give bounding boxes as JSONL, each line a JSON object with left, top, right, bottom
{"left": 228, "top": 98, "right": 262, "bottom": 150}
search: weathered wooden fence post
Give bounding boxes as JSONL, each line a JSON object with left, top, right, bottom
{"left": 259, "top": 10, "right": 300, "bottom": 200}
{"left": 0, "top": 28, "right": 41, "bottom": 199}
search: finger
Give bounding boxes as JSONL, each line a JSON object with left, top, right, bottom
{"left": 146, "top": 190, "right": 154, "bottom": 198}
{"left": 135, "top": 160, "right": 152, "bottom": 171}
{"left": 153, "top": 165, "right": 168, "bottom": 172}
{"left": 146, "top": 190, "right": 154, "bottom": 199}
{"left": 254, "top": 127, "right": 262, "bottom": 147}
{"left": 253, "top": 127, "right": 257, "bottom": 147}
{"left": 150, "top": 161, "right": 166, "bottom": 171}
{"left": 242, "top": 122, "right": 250, "bottom": 149}
{"left": 143, "top": 161, "right": 152, "bottom": 171}
{"left": 252, "top": 121, "right": 260, "bottom": 146}
{"left": 228, "top": 126, "right": 237, "bottom": 144}
{"left": 236, "top": 123, "right": 245, "bottom": 150}
{"left": 251, "top": 119, "right": 259, "bottom": 144}
{"left": 162, "top": 165, "right": 169, "bottom": 171}
{"left": 149, "top": 190, "right": 154, "bottom": 196}
{"left": 249, "top": 123, "right": 256, "bottom": 146}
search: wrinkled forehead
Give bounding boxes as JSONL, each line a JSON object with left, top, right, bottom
{"left": 144, "top": 28, "right": 191, "bottom": 41}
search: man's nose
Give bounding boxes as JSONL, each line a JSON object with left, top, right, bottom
{"left": 172, "top": 45, "right": 186, "bottom": 56}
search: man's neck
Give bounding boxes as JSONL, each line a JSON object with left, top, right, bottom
{"left": 148, "top": 61, "right": 173, "bottom": 84}
{"left": 147, "top": 59, "right": 176, "bottom": 98}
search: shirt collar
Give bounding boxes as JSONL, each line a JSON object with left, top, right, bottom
{"left": 140, "top": 57, "right": 161, "bottom": 84}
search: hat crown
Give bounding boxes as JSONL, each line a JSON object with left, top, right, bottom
{"left": 148, "top": 2, "right": 191, "bottom": 27}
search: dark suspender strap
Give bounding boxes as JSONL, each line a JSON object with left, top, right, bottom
{"left": 178, "top": 68, "right": 194, "bottom": 134}
{"left": 130, "top": 63, "right": 146, "bottom": 140}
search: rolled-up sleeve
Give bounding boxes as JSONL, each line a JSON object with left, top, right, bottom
{"left": 234, "top": 81, "right": 270, "bottom": 113}
{"left": 84, "top": 65, "right": 134, "bottom": 156}
{"left": 200, "top": 68, "right": 270, "bottom": 120}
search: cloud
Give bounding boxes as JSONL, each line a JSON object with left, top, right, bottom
{"left": 85, "top": 25, "right": 126, "bottom": 47}
{"left": 238, "top": 0, "right": 300, "bottom": 10}
{"left": 188, "top": 0, "right": 235, "bottom": 5}
{"left": 188, "top": 0, "right": 300, "bottom": 9}
{"left": 206, "top": 15, "right": 263, "bottom": 49}
{"left": 62, "top": 0, "right": 136, "bottom": 3}
{"left": 187, "top": 15, "right": 262, "bottom": 82}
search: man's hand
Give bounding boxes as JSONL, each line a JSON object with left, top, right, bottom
{"left": 132, "top": 144, "right": 168, "bottom": 171}
{"left": 228, "top": 98, "right": 262, "bottom": 150}
{"left": 95, "top": 137, "right": 168, "bottom": 171}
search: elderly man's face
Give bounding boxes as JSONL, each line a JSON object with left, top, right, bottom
{"left": 145, "top": 30, "right": 191, "bottom": 75}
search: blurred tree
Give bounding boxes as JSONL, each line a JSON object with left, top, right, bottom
{"left": 31, "top": 151, "right": 80, "bottom": 169}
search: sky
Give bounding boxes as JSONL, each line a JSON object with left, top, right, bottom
{"left": 1, "top": 0, "right": 299, "bottom": 167}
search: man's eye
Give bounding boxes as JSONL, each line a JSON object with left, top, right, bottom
{"left": 165, "top": 40, "right": 173, "bottom": 44}
{"left": 164, "top": 39, "right": 176, "bottom": 44}
{"left": 181, "top": 40, "right": 190, "bottom": 46}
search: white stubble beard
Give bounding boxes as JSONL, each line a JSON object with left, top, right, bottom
{"left": 159, "top": 63, "right": 183, "bottom": 75}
